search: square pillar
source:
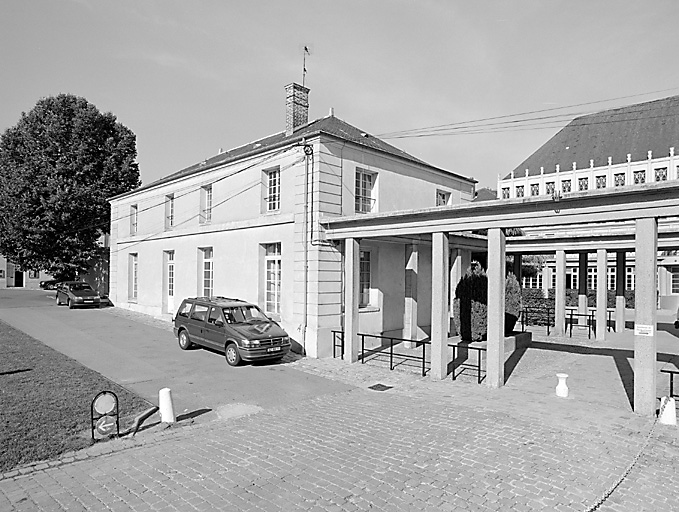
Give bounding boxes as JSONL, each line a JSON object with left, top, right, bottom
{"left": 595, "top": 249, "right": 607, "bottom": 341}
{"left": 512, "top": 253, "right": 522, "bottom": 283}
{"left": 343, "top": 238, "right": 360, "bottom": 363}
{"left": 450, "top": 248, "right": 459, "bottom": 336}
{"left": 403, "top": 243, "right": 419, "bottom": 348}
{"left": 431, "top": 232, "right": 449, "bottom": 380}
{"left": 487, "top": 228, "right": 506, "bottom": 388}
{"left": 578, "top": 252, "right": 588, "bottom": 324}
{"left": 615, "top": 251, "right": 626, "bottom": 332}
{"left": 634, "top": 218, "right": 658, "bottom": 417}
{"left": 555, "top": 250, "right": 567, "bottom": 336}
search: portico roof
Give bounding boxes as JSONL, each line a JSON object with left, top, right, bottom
{"left": 322, "top": 181, "right": 679, "bottom": 240}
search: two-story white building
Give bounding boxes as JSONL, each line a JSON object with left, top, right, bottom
{"left": 108, "top": 83, "right": 476, "bottom": 357}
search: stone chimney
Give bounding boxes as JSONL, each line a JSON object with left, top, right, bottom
{"left": 285, "top": 83, "right": 309, "bottom": 136}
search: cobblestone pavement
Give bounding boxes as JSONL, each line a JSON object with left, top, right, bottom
{"left": 1, "top": 322, "right": 678, "bottom": 511}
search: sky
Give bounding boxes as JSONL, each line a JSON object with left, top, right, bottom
{"left": 2, "top": 0, "right": 679, "bottom": 191}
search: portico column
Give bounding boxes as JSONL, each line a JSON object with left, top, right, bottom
{"left": 403, "top": 243, "right": 419, "bottom": 348}
{"left": 541, "top": 264, "right": 550, "bottom": 298}
{"left": 555, "top": 250, "right": 567, "bottom": 336}
{"left": 487, "top": 228, "right": 506, "bottom": 388}
{"left": 431, "top": 232, "right": 449, "bottom": 380}
{"left": 578, "top": 252, "right": 588, "bottom": 325}
{"left": 343, "top": 238, "right": 360, "bottom": 363}
{"left": 615, "top": 251, "right": 626, "bottom": 332}
{"left": 596, "top": 249, "right": 607, "bottom": 341}
{"left": 634, "top": 218, "right": 658, "bottom": 417}
{"left": 512, "top": 252, "right": 522, "bottom": 283}
{"left": 450, "top": 248, "right": 459, "bottom": 336}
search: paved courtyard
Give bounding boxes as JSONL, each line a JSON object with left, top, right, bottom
{"left": 1, "top": 314, "right": 679, "bottom": 511}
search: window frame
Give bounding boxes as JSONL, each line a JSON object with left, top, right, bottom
{"left": 436, "top": 190, "right": 451, "bottom": 206}
{"left": 264, "top": 167, "right": 281, "bottom": 213}
{"left": 129, "top": 253, "right": 138, "bottom": 300}
{"left": 165, "top": 194, "right": 175, "bottom": 230}
{"left": 263, "top": 242, "right": 282, "bottom": 315}
{"left": 200, "top": 185, "right": 213, "bottom": 224}
{"left": 201, "top": 247, "right": 214, "bottom": 297}
{"left": 130, "top": 204, "right": 138, "bottom": 234}
{"left": 359, "top": 250, "right": 372, "bottom": 307}
{"left": 355, "top": 168, "right": 376, "bottom": 214}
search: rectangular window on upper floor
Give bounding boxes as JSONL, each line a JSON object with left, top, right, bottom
{"left": 436, "top": 190, "right": 451, "bottom": 206}
{"left": 165, "top": 194, "right": 175, "bottom": 230}
{"left": 200, "top": 185, "right": 213, "bottom": 224}
{"left": 130, "top": 204, "right": 138, "bottom": 234}
{"left": 262, "top": 166, "right": 280, "bottom": 213}
{"left": 355, "top": 168, "right": 376, "bottom": 213}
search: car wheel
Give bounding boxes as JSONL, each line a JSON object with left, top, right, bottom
{"left": 178, "top": 330, "right": 193, "bottom": 350}
{"left": 67, "top": 298, "right": 74, "bottom": 309}
{"left": 225, "top": 343, "right": 241, "bottom": 366}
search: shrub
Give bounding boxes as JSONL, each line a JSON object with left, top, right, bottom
{"left": 453, "top": 262, "right": 487, "bottom": 341}
{"left": 452, "top": 264, "right": 523, "bottom": 341}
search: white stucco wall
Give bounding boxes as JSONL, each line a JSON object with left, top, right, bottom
{"left": 109, "top": 132, "right": 476, "bottom": 358}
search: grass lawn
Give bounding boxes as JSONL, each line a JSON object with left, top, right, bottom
{"left": 0, "top": 320, "right": 152, "bottom": 473}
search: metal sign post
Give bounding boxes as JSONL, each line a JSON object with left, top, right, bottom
{"left": 91, "top": 391, "right": 120, "bottom": 441}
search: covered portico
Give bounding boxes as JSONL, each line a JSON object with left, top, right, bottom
{"left": 323, "top": 181, "right": 679, "bottom": 417}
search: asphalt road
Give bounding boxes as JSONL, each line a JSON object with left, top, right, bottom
{"left": 0, "top": 288, "right": 353, "bottom": 422}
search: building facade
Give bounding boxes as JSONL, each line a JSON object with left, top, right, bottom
{"left": 108, "top": 84, "right": 476, "bottom": 357}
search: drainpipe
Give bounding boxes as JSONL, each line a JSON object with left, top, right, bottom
{"left": 301, "top": 141, "right": 313, "bottom": 352}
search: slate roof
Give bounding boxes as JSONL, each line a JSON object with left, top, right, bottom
{"left": 473, "top": 187, "right": 498, "bottom": 202}
{"left": 121, "top": 115, "right": 473, "bottom": 198}
{"left": 507, "top": 95, "right": 679, "bottom": 179}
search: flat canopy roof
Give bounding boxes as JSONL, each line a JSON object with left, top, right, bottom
{"left": 322, "top": 181, "right": 679, "bottom": 241}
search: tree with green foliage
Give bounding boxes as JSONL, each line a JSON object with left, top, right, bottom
{"left": 0, "top": 94, "right": 141, "bottom": 280}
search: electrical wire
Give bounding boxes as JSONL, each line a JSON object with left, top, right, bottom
{"left": 377, "top": 87, "right": 679, "bottom": 140}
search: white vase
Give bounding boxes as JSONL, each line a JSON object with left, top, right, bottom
{"left": 556, "top": 373, "right": 569, "bottom": 398}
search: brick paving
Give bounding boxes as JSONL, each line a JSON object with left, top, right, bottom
{"left": 1, "top": 323, "right": 679, "bottom": 511}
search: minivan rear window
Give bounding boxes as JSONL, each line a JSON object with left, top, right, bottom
{"left": 176, "top": 301, "right": 192, "bottom": 318}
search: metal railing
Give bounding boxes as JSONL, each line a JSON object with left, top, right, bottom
{"left": 332, "top": 330, "right": 344, "bottom": 359}
{"left": 331, "top": 330, "right": 487, "bottom": 384}
{"left": 520, "top": 306, "right": 553, "bottom": 335}
{"left": 359, "top": 333, "right": 430, "bottom": 377}
{"left": 566, "top": 310, "right": 596, "bottom": 338}
{"left": 450, "top": 343, "right": 486, "bottom": 384}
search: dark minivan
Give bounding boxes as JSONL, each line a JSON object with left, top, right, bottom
{"left": 173, "top": 297, "right": 291, "bottom": 366}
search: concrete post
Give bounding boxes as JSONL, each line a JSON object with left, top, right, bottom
{"left": 578, "top": 252, "right": 588, "bottom": 325}
{"left": 541, "top": 265, "right": 550, "bottom": 298}
{"left": 596, "top": 249, "right": 607, "bottom": 341}
{"left": 450, "top": 248, "right": 459, "bottom": 336}
{"left": 403, "top": 243, "right": 419, "bottom": 348}
{"left": 431, "top": 232, "right": 449, "bottom": 380}
{"left": 634, "top": 218, "right": 658, "bottom": 417}
{"left": 343, "top": 238, "right": 360, "bottom": 363}
{"left": 555, "top": 250, "right": 567, "bottom": 336}
{"left": 487, "top": 228, "right": 506, "bottom": 388}
{"left": 512, "top": 252, "right": 522, "bottom": 284}
{"left": 615, "top": 251, "right": 626, "bottom": 332}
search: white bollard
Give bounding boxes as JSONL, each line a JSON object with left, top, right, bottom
{"left": 555, "top": 373, "right": 569, "bottom": 398}
{"left": 158, "top": 388, "right": 176, "bottom": 423}
{"left": 658, "top": 396, "right": 677, "bottom": 426}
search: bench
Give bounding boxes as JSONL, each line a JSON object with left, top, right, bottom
{"left": 449, "top": 342, "right": 486, "bottom": 384}
{"left": 565, "top": 310, "right": 595, "bottom": 338}
{"left": 660, "top": 368, "right": 679, "bottom": 398}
